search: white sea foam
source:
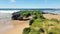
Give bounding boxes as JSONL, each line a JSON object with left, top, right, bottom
{"left": 0, "top": 10, "right": 18, "bottom": 13}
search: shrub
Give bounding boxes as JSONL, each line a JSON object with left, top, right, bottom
{"left": 50, "top": 18, "right": 59, "bottom": 23}
{"left": 38, "top": 28, "right": 45, "bottom": 33}
{"left": 29, "top": 19, "right": 35, "bottom": 25}
{"left": 48, "top": 27, "right": 60, "bottom": 34}
{"left": 26, "top": 13, "right": 31, "bottom": 18}
{"left": 48, "top": 24, "right": 54, "bottom": 26}
{"left": 49, "top": 32, "right": 53, "bottom": 34}
{"left": 29, "top": 18, "right": 46, "bottom": 34}
{"left": 23, "top": 28, "right": 30, "bottom": 34}
{"left": 33, "top": 16, "right": 38, "bottom": 19}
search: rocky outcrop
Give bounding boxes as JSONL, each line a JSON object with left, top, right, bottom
{"left": 12, "top": 12, "right": 22, "bottom": 20}
{"left": 11, "top": 12, "right": 31, "bottom": 20}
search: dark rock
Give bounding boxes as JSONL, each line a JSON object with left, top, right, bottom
{"left": 17, "top": 17, "right": 23, "bottom": 20}
{"left": 12, "top": 12, "right": 20, "bottom": 20}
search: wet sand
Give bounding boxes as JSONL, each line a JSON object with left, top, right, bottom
{"left": 0, "top": 13, "right": 30, "bottom": 34}
{"left": 0, "top": 20, "right": 30, "bottom": 34}
{"left": 5, "top": 20, "right": 30, "bottom": 34}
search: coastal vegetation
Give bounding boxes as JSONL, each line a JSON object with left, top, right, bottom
{"left": 12, "top": 10, "right": 45, "bottom": 20}
{"left": 12, "top": 10, "right": 60, "bottom": 34}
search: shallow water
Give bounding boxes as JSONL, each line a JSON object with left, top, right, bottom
{"left": 0, "top": 10, "right": 19, "bottom": 33}
{"left": 0, "top": 12, "right": 14, "bottom": 34}
{"left": 0, "top": 13, "right": 12, "bottom": 24}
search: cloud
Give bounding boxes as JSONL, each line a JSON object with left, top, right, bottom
{"left": 10, "top": 0, "right": 16, "bottom": 3}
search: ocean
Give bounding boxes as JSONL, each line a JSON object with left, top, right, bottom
{"left": 43, "top": 10, "right": 60, "bottom": 14}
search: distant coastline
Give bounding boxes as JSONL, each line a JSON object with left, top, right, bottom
{"left": 0, "top": 9, "right": 60, "bottom": 14}
{"left": 0, "top": 8, "right": 60, "bottom": 10}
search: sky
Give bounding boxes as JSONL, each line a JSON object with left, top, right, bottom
{"left": 0, "top": 0, "right": 60, "bottom": 8}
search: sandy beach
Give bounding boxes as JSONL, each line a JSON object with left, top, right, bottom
{"left": 5, "top": 14, "right": 60, "bottom": 34}
{"left": 0, "top": 13, "right": 60, "bottom": 34}
{"left": 43, "top": 14, "right": 60, "bottom": 20}
{"left": 5, "top": 20, "right": 30, "bottom": 34}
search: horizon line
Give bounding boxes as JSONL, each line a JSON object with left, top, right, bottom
{"left": 0, "top": 8, "right": 60, "bottom": 10}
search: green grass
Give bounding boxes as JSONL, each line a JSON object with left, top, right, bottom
{"left": 22, "top": 10, "right": 60, "bottom": 34}
{"left": 50, "top": 18, "right": 60, "bottom": 23}
{"left": 48, "top": 27, "right": 60, "bottom": 34}
{"left": 23, "top": 28, "right": 30, "bottom": 34}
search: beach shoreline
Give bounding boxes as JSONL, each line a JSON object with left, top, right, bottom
{"left": 5, "top": 14, "right": 60, "bottom": 34}
{"left": 0, "top": 12, "right": 60, "bottom": 34}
